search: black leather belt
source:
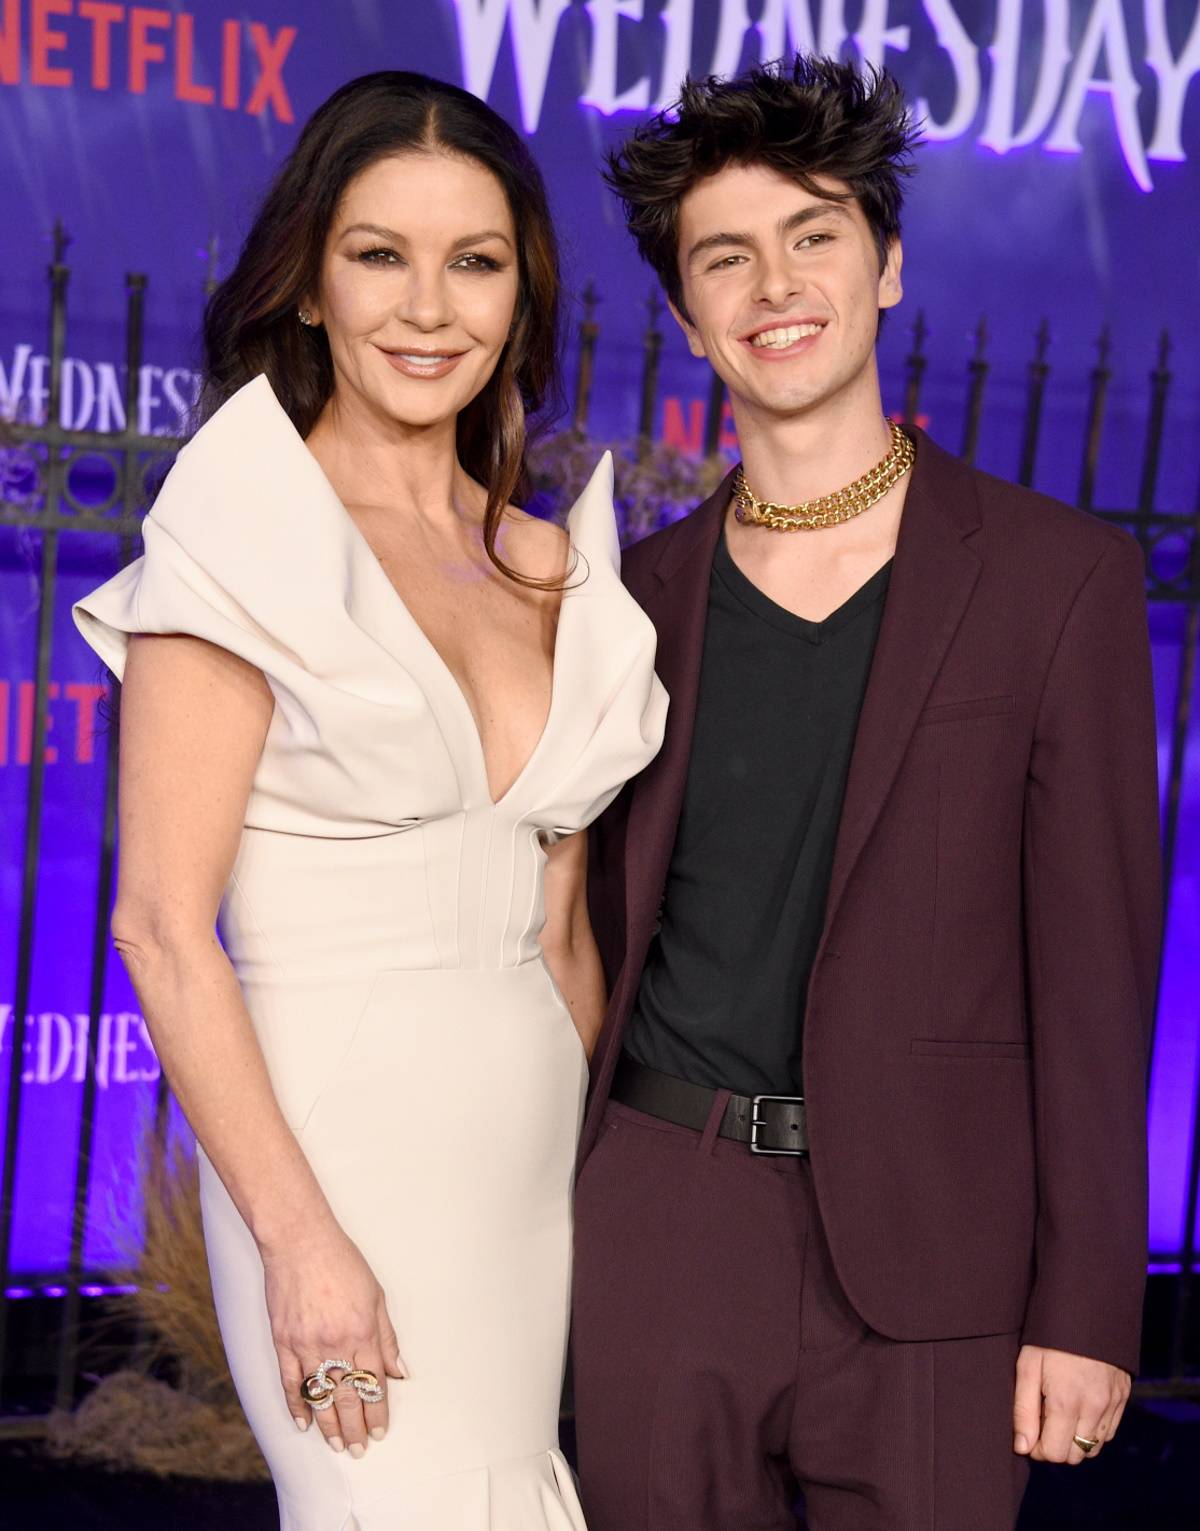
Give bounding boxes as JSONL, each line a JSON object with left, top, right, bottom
{"left": 611, "top": 1053, "right": 808, "bottom": 1156}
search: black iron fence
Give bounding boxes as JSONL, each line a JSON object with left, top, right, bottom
{"left": 1, "top": 243, "right": 1198, "bottom": 1428}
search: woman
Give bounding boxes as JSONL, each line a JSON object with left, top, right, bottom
{"left": 74, "top": 72, "right": 666, "bottom": 1529}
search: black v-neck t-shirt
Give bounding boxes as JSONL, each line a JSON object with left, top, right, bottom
{"left": 626, "top": 531, "right": 893, "bottom": 1097}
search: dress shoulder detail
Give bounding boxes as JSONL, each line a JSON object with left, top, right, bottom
{"left": 72, "top": 376, "right": 666, "bottom": 837}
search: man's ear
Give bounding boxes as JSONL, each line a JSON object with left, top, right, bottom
{"left": 668, "top": 297, "right": 706, "bottom": 359}
{"left": 878, "top": 238, "right": 903, "bottom": 311}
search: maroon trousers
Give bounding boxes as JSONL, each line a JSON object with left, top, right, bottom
{"left": 571, "top": 1094, "right": 1030, "bottom": 1531}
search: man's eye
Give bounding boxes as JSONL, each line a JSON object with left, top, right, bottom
{"left": 797, "top": 233, "right": 832, "bottom": 249}
{"left": 708, "top": 255, "right": 745, "bottom": 271}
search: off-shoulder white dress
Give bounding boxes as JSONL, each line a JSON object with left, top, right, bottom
{"left": 73, "top": 375, "right": 667, "bottom": 1531}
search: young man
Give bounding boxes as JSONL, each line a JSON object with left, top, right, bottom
{"left": 572, "top": 57, "right": 1161, "bottom": 1531}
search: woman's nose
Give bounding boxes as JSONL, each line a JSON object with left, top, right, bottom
{"left": 400, "top": 267, "right": 454, "bottom": 332}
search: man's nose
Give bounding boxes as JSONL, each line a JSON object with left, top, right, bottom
{"left": 753, "top": 251, "right": 802, "bottom": 309}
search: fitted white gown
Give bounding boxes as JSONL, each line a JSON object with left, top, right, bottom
{"left": 73, "top": 375, "right": 667, "bottom": 1530}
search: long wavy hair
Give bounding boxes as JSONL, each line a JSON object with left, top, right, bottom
{"left": 200, "top": 71, "right": 563, "bottom": 586}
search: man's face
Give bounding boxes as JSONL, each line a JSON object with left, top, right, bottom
{"left": 672, "top": 162, "right": 902, "bottom": 421}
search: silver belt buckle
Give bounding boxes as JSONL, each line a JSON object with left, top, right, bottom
{"left": 749, "top": 1093, "right": 807, "bottom": 1156}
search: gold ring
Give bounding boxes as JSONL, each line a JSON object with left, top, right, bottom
{"left": 342, "top": 1367, "right": 384, "bottom": 1403}
{"left": 300, "top": 1372, "right": 336, "bottom": 1411}
{"left": 1072, "top": 1434, "right": 1100, "bottom": 1454}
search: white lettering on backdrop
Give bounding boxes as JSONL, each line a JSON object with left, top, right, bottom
{"left": 451, "top": 0, "right": 1200, "bottom": 189}
{"left": 0, "top": 1005, "right": 160, "bottom": 1089}
{"left": 0, "top": 345, "right": 199, "bottom": 434}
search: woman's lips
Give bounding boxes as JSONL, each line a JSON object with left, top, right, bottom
{"left": 380, "top": 347, "right": 466, "bottom": 380}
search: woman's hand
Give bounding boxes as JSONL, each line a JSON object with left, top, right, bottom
{"left": 262, "top": 1222, "right": 407, "bottom": 1455}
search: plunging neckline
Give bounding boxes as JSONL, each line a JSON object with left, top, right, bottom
{"left": 298, "top": 434, "right": 578, "bottom": 812}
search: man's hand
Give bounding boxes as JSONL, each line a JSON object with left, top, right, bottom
{"left": 1013, "top": 1345, "right": 1130, "bottom": 1464}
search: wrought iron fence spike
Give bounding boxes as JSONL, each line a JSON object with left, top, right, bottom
{"left": 50, "top": 218, "right": 71, "bottom": 267}
{"left": 1034, "top": 317, "right": 1051, "bottom": 360}
{"left": 972, "top": 315, "right": 988, "bottom": 357}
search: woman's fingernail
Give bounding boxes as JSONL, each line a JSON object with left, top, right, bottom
{"left": 370, "top": 1426, "right": 386, "bottom": 1441}
{"left": 330, "top": 1436, "right": 345, "bottom": 1453}
{"left": 349, "top": 1442, "right": 366, "bottom": 1459}
{"left": 1014, "top": 1434, "right": 1029, "bottom": 1453}
{"left": 293, "top": 1417, "right": 309, "bottom": 1433}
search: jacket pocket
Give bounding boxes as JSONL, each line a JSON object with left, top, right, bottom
{"left": 916, "top": 694, "right": 1015, "bottom": 726}
{"left": 910, "top": 1037, "right": 1030, "bottom": 1060}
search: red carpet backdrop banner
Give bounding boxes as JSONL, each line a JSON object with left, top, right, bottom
{"left": 0, "top": 0, "right": 1198, "bottom": 1275}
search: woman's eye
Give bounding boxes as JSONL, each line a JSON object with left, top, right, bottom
{"left": 453, "top": 252, "right": 502, "bottom": 272}
{"left": 357, "top": 247, "right": 399, "bottom": 265}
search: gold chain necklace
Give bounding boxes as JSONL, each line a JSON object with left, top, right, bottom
{"left": 733, "top": 420, "right": 915, "bottom": 532}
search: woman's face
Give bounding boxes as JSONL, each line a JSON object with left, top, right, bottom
{"left": 309, "top": 151, "right": 520, "bottom": 433}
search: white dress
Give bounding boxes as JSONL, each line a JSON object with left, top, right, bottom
{"left": 73, "top": 376, "right": 667, "bottom": 1530}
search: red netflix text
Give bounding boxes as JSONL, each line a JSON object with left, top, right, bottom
{"left": 0, "top": 678, "right": 107, "bottom": 766}
{"left": 0, "top": 1, "right": 297, "bottom": 122}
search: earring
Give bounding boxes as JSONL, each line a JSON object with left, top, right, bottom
{"left": 298, "top": 308, "right": 314, "bottom": 327}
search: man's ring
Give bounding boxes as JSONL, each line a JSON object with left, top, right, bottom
{"left": 1072, "top": 1434, "right": 1100, "bottom": 1454}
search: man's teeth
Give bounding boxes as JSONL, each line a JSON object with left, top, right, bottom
{"left": 750, "top": 323, "right": 822, "bottom": 348}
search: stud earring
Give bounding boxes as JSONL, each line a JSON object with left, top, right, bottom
{"left": 298, "top": 308, "right": 314, "bottom": 327}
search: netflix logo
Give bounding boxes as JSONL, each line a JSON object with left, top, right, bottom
{"left": 0, "top": 1, "right": 297, "bottom": 122}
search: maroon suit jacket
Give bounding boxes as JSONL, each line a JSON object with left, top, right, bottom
{"left": 584, "top": 429, "right": 1161, "bottom": 1377}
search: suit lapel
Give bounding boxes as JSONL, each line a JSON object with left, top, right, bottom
{"left": 616, "top": 432, "right": 982, "bottom": 1001}
{"left": 622, "top": 474, "right": 734, "bottom": 946}
{"left": 816, "top": 431, "right": 983, "bottom": 952}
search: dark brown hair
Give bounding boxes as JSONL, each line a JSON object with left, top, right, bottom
{"left": 200, "top": 71, "right": 563, "bottom": 586}
{"left": 604, "top": 56, "right": 920, "bottom": 318}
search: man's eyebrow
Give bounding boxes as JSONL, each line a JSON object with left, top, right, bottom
{"left": 340, "top": 223, "right": 513, "bottom": 249}
{"left": 686, "top": 202, "right": 852, "bottom": 265}
{"left": 778, "top": 202, "right": 853, "bottom": 235}
{"left": 685, "top": 229, "right": 754, "bottom": 266}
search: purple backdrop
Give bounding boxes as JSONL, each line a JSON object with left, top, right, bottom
{"left": 1, "top": 0, "right": 1198, "bottom": 1276}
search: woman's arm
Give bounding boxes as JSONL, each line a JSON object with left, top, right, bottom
{"left": 115, "top": 632, "right": 403, "bottom": 1453}
{"left": 541, "top": 829, "right": 606, "bottom": 1060}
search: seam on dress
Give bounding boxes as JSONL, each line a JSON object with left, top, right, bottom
{"left": 505, "top": 818, "right": 535, "bottom": 968}
{"left": 417, "top": 822, "right": 444, "bottom": 969}
{"left": 452, "top": 812, "right": 464, "bottom": 969}
{"left": 516, "top": 822, "right": 543, "bottom": 967}
{"left": 227, "top": 866, "right": 287, "bottom": 978}
{"left": 476, "top": 812, "right": 496, "bottom": 971}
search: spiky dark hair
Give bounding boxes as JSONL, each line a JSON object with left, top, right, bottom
{"left": 604, "top": 55, "right": 921, "bottom": 316}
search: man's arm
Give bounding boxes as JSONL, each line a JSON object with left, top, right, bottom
{"left": 1014, "top": 529, "right": 1162, "bottom": 1461}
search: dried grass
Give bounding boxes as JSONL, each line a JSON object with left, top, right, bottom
{"left": 45, "top": 1369, "right": 269, "bottom": 1481}
{"left": 529, "top": 431, "right": 729, "bottom": 544}
{"left": 46, "top": 1131, "right": 269, "bottom": 1481}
